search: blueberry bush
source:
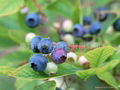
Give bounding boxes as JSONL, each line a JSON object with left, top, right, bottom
{"left": 0, "top": 0, "right": 120, "bottom": 90}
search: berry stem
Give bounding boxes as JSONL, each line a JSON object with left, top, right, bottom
{"left": 60, "top": 78, "right": 64, "bottom": 88}
{"left": 64, "top": 76, "right": 70, "bottom": 89}
{"left": 53, "top": 42, "right": 94, "bottom": 52}
{"left": 68, "top": 44, "right": 93, "bottom": 52}
{"left": 32, "top": 0, "right": 41, "bottom": 11}
{"left": 32, "top": 0, "right": 46, "bottom": 17}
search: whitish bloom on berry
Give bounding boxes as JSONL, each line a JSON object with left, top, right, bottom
{"left": 78, "top": 56, "right": 88, "bottom": 65}
{"left": 62, "top": 19, "right": 73, "bottom": 32}
{"left": 53, "top": 22, "right": 61, "bottom": 29}
{"left": 25, "top": 32, "right": 36, "bottom": 43}
{"left": 63, "top": 34, "right": 75, "bottom": 44}
{"left": 106, "top": 26, "right": 114, "bottom": 34}
{"left": 67, "top": 52, "right": 77, "bottom": 63}
{"left": 20, "top": 7, "right": 29, "bottom": 14}
{"left": 45, "top": 62, "right": 58, "bottom": 75}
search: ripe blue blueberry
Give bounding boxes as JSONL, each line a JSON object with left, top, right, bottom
{"left": 30, "top": 36, "right": 41, "bottom": 53}
{"left": 113, "top": 18, "right": 120, "bottom": 31}
{"left": 56, "top": 87, "right": 62, "bottom": 90}
{"left": 30, "top": 54, "right": 48, "bottom": 72}
{"left": 89, "top": 22, "right": 101, "bottom": 35}
{"left": 95, "top": 8, "right": 108, "bottom": 22}
{"left": 72, "top": 24, "right": 86, "bottom": 37}
{"left": 25, "top": 13, "right": 40, "bottom": 28}
{"left": 54, "top": 41, "right": 68, "bottom": 52}
{"left": 38, "top": 38, "right": 53, "bottom": 54}
{"left": 51, "top": 48, "right": 67, "bottom": 64}
{"left": 83, "top": 16, "right": 92, "bottom": 25}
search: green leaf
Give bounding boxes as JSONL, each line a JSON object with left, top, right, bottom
{"left": 76, "top": 60, "right": 120, "bottom": 79}
{"left": 93, "top": 0, "right": 112, "bottom": 7}
{"left": 8, "top": 30, "right": 26, "bottom": 44}
{"left": 0, "top": 76, "right": 16, "bottom": 90}
{"left": 108, "top": 33, "right": 120, "bottom": 46}
{"left": 110, "top": 52, "right": 120, "bottom": 60}
{"left": 34, "top": 81, "right": 56, "bottom": 90}
{"left": 15, "top": 79, "right": 40, "bottom": 90}
{"left": 0, "top": 0, "right": 24, "bottom": 16}
{"left": 0, "top": 37, "right": 17, "bottom": 50}
{"left": 0, "top": 49, "right": 33, "bottom": 68}
{"left": 46, "top": 0, "right": 72, "bottom": 18}
{"left": 0, "top": 66, "right": 14, "bottom": 75}
{"left": 97, "top": 72, "right": 119, "bottom": 90}
{"left": 10, "top": 63, "right": 81, "bottom": 80}
{"left": 0, "top": 14, "right": 21, "bottom": 30}
{"left": 85, "top": 46, "right": 116, "bottom": 68}
{"left": 0, "top": 26, "right": 9, "bottom": 38}
{"left": 72, "top": 0, "right": 81, "bottom": 24}
{"left": 76, "top": 68, "right": 95, "bottom": 80}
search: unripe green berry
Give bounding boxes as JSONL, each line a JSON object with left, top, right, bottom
{"left": 44, "top": 62, "right": 58, "bottom": 75}
{"left": 63, "top": 34, "right": 75, "bottom": 44}
{"left": 25, "top": 32, "right": 36, "bottom": 43}
{"left": 78, "top": 56, "right": 88, "bottom": 65}
{"left": 67, "top": 52, "right": 77, "bottom": 63}
{"left": 62, "top": 19, "right": 73, "bottom": 32}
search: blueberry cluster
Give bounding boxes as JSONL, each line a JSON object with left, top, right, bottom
{"left": 61, "top": 18, "right": 101, "bottom": 42}
{"left": 29, "top": 36, "right": 68, "bottom": 72}
{"left": 60, "top": 7, "right": 120, "bottom": 40}
{"left": 59, "top": 7, "right": 111, "bottom": 42}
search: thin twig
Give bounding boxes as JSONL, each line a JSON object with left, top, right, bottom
{"left": 32, "top": 0, "right": 46, "bottom": 17}
{"left": 32, "top": 0, "right": 42, "bottom": 11}
{"left": 60, "top": 78, "right": 64, "bottom": 88}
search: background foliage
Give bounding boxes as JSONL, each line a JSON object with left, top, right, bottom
{"left": 0, "top": 0, "right": 120, "bottom": 90}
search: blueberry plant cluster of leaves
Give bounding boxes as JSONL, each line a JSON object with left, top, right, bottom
{"left": 1, "top": 0, "right": 120, "bottom": 90}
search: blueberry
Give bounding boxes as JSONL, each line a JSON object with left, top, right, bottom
{"left": 30, "top": 36, "right": 41, "bottom": 53}
{"left": 25, "top": 13, "right": 40, "bottom": 28}
{"left": 72, "top": 24, "right": 86, "bottom": 37}
{"left": 113, "top": 18, "right": 120, "bottom": 31}
{"left": 51, "top": 48, "right": 67, "bottom": 64}
{"left": 38, "top": 38, "right": 53, "bottom": 54}
{"left": 54, "top": 41, "right": 68, "bottom": 52}
{"left": 94, "top": 8, "right": 108, "bottom": 22}
{"left": 89, "top": 22, "right": 101, "bottom": 35}
{"left": 83, "top": 16, "right": 92, "bottom": 25}
{"left": 56, "top": 87, "right": 62, "bottom": 90}
{"left": 30, "top": 54, "right": 48, "bottom": 72}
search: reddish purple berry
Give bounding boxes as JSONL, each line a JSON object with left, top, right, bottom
{"left": 51, "top": 48, "right": 67, "bottom": 64}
